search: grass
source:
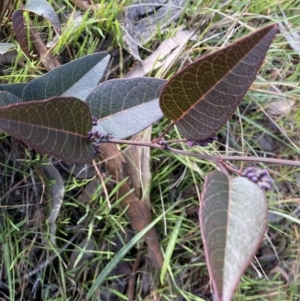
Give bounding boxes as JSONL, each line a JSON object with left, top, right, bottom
{"left": 0, "top": 0, "right": 300, "bottom": 300}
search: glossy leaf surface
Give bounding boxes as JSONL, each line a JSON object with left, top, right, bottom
{"left": 0, "top": 97, "right": 94, "bottom": 164}
{"left": 200, "top": 171, "right": 267, "bottom": 301}
{"left": 160, "top": 24, "right": 278, "bottom": 141}
{"left": 23, "top": 52, "right": 110, "bottom": 101}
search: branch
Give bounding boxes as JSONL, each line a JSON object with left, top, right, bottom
{"left": 105, "top": 139, "right": 300, "bottom": 167}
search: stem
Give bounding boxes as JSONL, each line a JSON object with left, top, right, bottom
{"left": 106, "top": 139, "right": 300, "bottom": 167}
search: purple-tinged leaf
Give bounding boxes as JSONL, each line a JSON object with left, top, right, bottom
{"left": 200, "top": 171, "right": 267, "bottom": 301}
{"left": 12, "top": 10, "right": 31, "bottom": 58}
{"left": 160, "top": 24, "right": 278, "bottom": 141}
{"left": 0, "top": 97, "right": 94, "bottom": 164}
{"left": 12, "top": 0, "right": 60, "bottom": 58}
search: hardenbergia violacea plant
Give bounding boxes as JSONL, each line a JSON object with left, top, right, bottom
{"left": 1, "top": 18, "right": 299, "bottom": 301}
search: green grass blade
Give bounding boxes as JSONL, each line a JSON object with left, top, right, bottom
{"left": 160, "top": 209, "right": 184, "bottom": 284}
{"left": 86, "top": 201, "right": 178, "bottom": 299}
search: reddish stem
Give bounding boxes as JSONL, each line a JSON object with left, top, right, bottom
{"left": 104, "top": 139, "right": 300, "bottom": 167}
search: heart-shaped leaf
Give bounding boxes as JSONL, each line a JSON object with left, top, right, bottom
{"left": 86, "top": 78, "right": 166, "bottom": 138}
{"left": 0, "top": 91, "right": 22, "bottom": 107}
{"left": 22, "top": 52, "right": 110, "bottom": 101}
{"left": 159, "top": 24, "right": 278, "bottom": 141}
{"left": 0, "top": 97, "right": 94, "bottom": 164}
{"left": 200, "top": 170, "right": 267, "bottom": 301}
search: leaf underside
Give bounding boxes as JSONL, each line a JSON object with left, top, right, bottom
{"left": 22, "top": 52, "right": 110, "bottom": 101}
{"left": 87, "top": 78, "right": 167, "bottom": 139}
{"left": 24, "top": 0, "right": 61, "bottom": 34}
{"left": 95, "top": 98, "right": 163, "bottom": 139}
{"left": 0, "top": 43, "right": 16, "bottom": 54}
{"left": 12, "top": 0, "right": 61, "bottom": 58}
{"left": 159, "top": 24, "right": 278, "bottom": 141}
{"left": 86, "top": 77, "right": 167, "bottom": 118}
{"left": 200, "top": 171, "right": 267, "bottom": 301}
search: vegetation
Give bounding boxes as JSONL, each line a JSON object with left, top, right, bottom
{"left": 0, "top": 0, "right": 299, "bottom": 300}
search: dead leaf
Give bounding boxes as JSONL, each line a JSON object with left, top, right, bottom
{"left": 122, "top": 128, "right": 152, "bottom": 205}
{"left": 99, "top": 143, "right": 163, "bottom": 269}
{"left": 268, "top": 99, "right": 295, "bottom": 115}
{"left": 42, "top": 165, "right": 64, "bottom": 246}
{"left": 123, "top": 0, "right": 187, "bottom": 60}
{"left": 125, "top": 29, "right": 195, "bottom": 78}
{"left": 70, "top": 0, "right": 100, "bottom": 12}
{"left": 267, "top": 86, "right": 295, "bottom": 116}
{"left": 278, "top": 8, "right": 300, "bottom": 52}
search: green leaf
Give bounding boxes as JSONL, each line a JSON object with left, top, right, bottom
{"left": 24, "top": 0, "right": 61, "bottom": 34}
{"left": 22, "top": 52, "right": 110, "bottom": 101}
{"left": 0, "top": 43, "right": 16, "bottom": 54}
{"left": 86, "top": 78, "right": 166, "bottom": 139}
{"left": 0, "top": 83, "right": 27, "bottom": 99}
{"left": 86, "top": 77, "right": 166, "bottom": 117}
{"left": 0, "top": 91, "right": 22, "bottom": 107}
{"left": 159, "top": 24, "right": 278, "bottom": 141}
{"left": 0, "top": 97, "right": 94, "bottom": 164}
{"left": 94, "top": 98, "right": 163, "bottom": 139}
{"left": 199, "top": 171, "right": 267, "bottom": 301}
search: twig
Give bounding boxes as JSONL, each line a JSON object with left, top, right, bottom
{"left": 105, "top": 139, "right": 300, "bottom": 167}
{"left": 127, "top": 251, "right": 142, "bottom": 301}
{"left": 18, "top": 2, "right": 60, "bottom": 71}
{"left": 70, "top": 0, "right": 100, "bottom": 11}
{"left": 30, "top": 27, "right": 61, "bottom": 71}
